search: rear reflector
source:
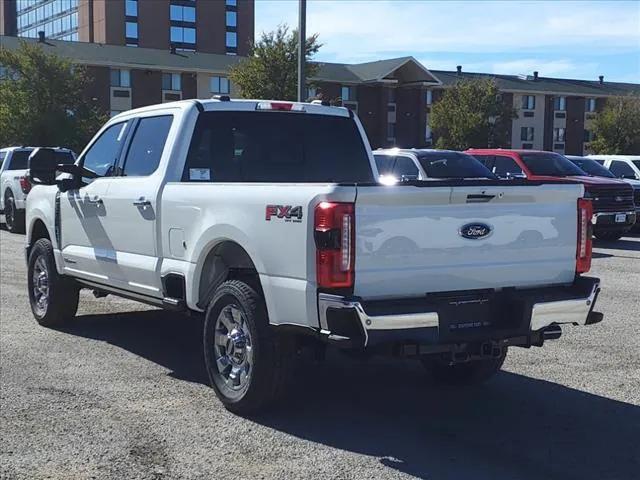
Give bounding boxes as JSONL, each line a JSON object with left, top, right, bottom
{"left": 576, "top": 198, "right": 593, "bottom": 274}
{"left": 314, "top": 202, "right": 355, "bottom": 288}
{"left": 256, "top": 101, "right": 305, "bottom": 112}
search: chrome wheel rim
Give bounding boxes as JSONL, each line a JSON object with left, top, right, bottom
{"left": 32, "top": 256, "right": 49, "bottom": 316}
{"left": 213, "top": 304, "right": 253, "bottom": 391}
{"left": 5, "top": 199, "right": 14, "bottom": 229}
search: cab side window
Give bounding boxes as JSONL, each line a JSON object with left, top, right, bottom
{"left": 81, "top": 122, "right": 129, "bottom": 181}
{"left": 471, "top": 155, "right": 492, "bottom": 167}
{"left": 609, "top": 160, "right": 636, "bottom": 179}
{"left": 493, "top": 155, "right": 524, "bottom": 178}
{"left": 374, "top": 154, "right": 395, "bottom": 176}
{"left": 120, "top": 116, "right": 173, "bottom": 177}
{"left": 392, "top": 156, "right": 420, "bottom": 179}
{"left": 0, "top": 152, "right": 5, "bottom": 169}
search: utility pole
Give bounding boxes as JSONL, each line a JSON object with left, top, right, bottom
{"left": 297, "top": 0, "right": 307, "bottom": 102}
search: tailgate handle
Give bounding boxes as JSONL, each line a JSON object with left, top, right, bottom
{"left": 466, "top": 194, "right": 496, "bottom": 203}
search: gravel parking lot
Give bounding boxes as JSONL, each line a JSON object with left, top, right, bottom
{"left": 1, "top": 225, "right": 639, "bottom": 480}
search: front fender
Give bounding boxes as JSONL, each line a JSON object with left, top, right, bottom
{"left": 25, "top": 186, "right": 60, "bottom": 271}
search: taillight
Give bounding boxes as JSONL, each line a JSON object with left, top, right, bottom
{"left": 19, "top": 176, "right": 31, "bottom": 194}
{"left": 314, "top": 202, "right": 355, "bottom": 289}
{"left": 576, "top": 198, "right": 593, "bottom": 274}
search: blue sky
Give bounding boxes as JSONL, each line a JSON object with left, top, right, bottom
{"left": 255, "top": 0, "right": 640, "bottom": 83}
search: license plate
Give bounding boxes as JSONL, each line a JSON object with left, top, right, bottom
{"left": 615, "top": 214, "right": 626, "bottom": 223}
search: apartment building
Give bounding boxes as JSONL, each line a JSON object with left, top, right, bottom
{"left": 0, "top": 34, "right": 638, "bottom": 153}
{"left": 311, "top": 63, "right": 638, "bottom": 154}
{"left": 1, "top": 0, "right": 254, "bottom": 55}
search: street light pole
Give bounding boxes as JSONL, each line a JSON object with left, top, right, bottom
{"left": 297, "top": 0, "right": 307, "bottom": 102}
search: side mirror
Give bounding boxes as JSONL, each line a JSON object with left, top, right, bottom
{"left": 28, "top": 148, "right": 59, "bottom": 185}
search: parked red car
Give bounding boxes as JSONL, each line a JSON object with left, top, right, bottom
{"left": 467, "top": 149, "right": 636, "bottom": 241}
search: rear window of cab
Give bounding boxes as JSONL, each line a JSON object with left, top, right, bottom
{"left": 183, "top": 111, "right": 374, "bottom": 183}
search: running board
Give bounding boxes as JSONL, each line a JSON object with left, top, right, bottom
{"left": 76, "top": 279, "right": 186, "bottom": 312}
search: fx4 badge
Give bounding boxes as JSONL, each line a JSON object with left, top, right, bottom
{"left": 265, "top": 205, "right": 303, "bottom": 223}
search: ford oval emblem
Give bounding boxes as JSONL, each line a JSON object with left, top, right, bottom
{"left": 459, "top": 223, "right": 492, "bottom": 240}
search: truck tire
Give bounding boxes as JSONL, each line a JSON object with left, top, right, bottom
{"left": 594, "top": 231, "right": 623, "bottom": 241}
{"left": 422, "top": 348, "right": 507, "bottom": 385}
{"left": 27, "top": 238, "right": 79, "bottom": 327}
{"left": 4, "top": 191, "right": 25, "bottom": 234}
{"left": 203, "top": 280, "right": 293, "bottom": 415}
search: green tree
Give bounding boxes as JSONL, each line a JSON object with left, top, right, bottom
{"left": 229, "top": 24, "right": 321, "bottom": 101}
{"left": 430, "top": 79, "right": 517, "bottom": 150}
{"left": 590, "top": 95, "right": 640, "bottom": 154}
{"left": 0, "top": 41, "right": 107, "bottom": 152}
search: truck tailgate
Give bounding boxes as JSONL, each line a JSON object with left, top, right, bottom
{"left": 354, "top": 183, "right": 583, "bottom": 299}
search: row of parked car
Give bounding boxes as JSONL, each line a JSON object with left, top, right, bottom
{"left": 374, "top": 149, "right": 640, "bottom": 241}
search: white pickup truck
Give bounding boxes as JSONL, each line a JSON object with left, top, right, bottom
{"left": 25, "top": 98, "right": 603, "bottom": 414}
{"left": 0, "top": 146, "right": 75, "bottom": 233}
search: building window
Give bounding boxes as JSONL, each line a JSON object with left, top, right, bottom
{"left": 226, "top": 32, "right": 237, "bottom": 48}
{"left": 425, "top": 90, "right": 432, "bottom": 105}
{"left": 162, "top": 73, "right": 181, "bottom": 91}
{"left": 225, "top": 0, "right": 238, "bottom": 54}
{"left": 226, "top": 11, "right": 237, "bottom": 27}
{"left": 170, "top": 5, "right": 196, "bottom": 22}
{"left": 125, "top": 0, "right": 138, "bottom": 17}
{"left": 521, "top": 95, "right": 535, "bottom": 110}
{"left": 553, "top": 96, "right": 566, "bottom": 111}
{"left": 125, "top": 22, "right": 138, "bottom": 39}
{"left": 425, "top": 113, "right": 432, "bottom": 141}
{"left": 553, "top": 128, "right": 565, "bottom": 142}
{"left": 171, "top": 26, "right": 196, "bottom": 45}
{"left": 210, "top": 76, "right": 230, "bottom": 94}
{"left": 341, "top": 86, "right": 354, "bottom": 101}
{"left": 520, "top": 127, "right": 534, "bottom": 142}
{"left": 586, "top": 98, "right": 596, "bottom": 112}
{"left": 110, "top": 69, "right": 131, "bottom": 88}
{"left": 584, "top": 130, "right": 595, "bottom": 142}
{"left": 16, "top": 0, "right": 80, "bottom": 41}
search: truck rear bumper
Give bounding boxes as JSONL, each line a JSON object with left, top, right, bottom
{"left": 318, "top": 276, "right": 601, "bottom": 348}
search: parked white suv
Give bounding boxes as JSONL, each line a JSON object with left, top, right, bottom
{"left": 0, "top": 146, "right": 75, "bottom": 233}
{"left": 25, "top": 99, "right": 603, "bottom": 414}
{"left": 588, "top": 155, "right": 640, "bottom": 181}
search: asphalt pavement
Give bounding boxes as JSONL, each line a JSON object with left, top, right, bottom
{"left": 1, "top": 225, "right": 639, "bottom": 480}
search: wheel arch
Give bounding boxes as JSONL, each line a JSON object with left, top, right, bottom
{"left": 194, "top": 237, "right": 266, "bottom": 311}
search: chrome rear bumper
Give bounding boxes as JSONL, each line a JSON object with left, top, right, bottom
{"left": 318, "top": 277, "right": 601, "bottom": 348}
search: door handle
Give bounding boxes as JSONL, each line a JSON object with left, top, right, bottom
{"left": 87, "top": 195, "right": 103, "bottom": 204}
{"left": 133, "top": 198, "right": 151, "bottom": 208}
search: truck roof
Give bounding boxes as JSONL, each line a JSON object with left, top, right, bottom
{"left": 111, "top": 98, "right": 351, "bottom": 121}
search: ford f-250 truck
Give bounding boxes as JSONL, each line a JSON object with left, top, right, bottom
{"left": 25, "top": 98, "right": 603, "bottom": 414}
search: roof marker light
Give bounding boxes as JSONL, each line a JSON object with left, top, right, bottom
{"left": 255, "top": 101, "right": 306, "bottom": 112}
